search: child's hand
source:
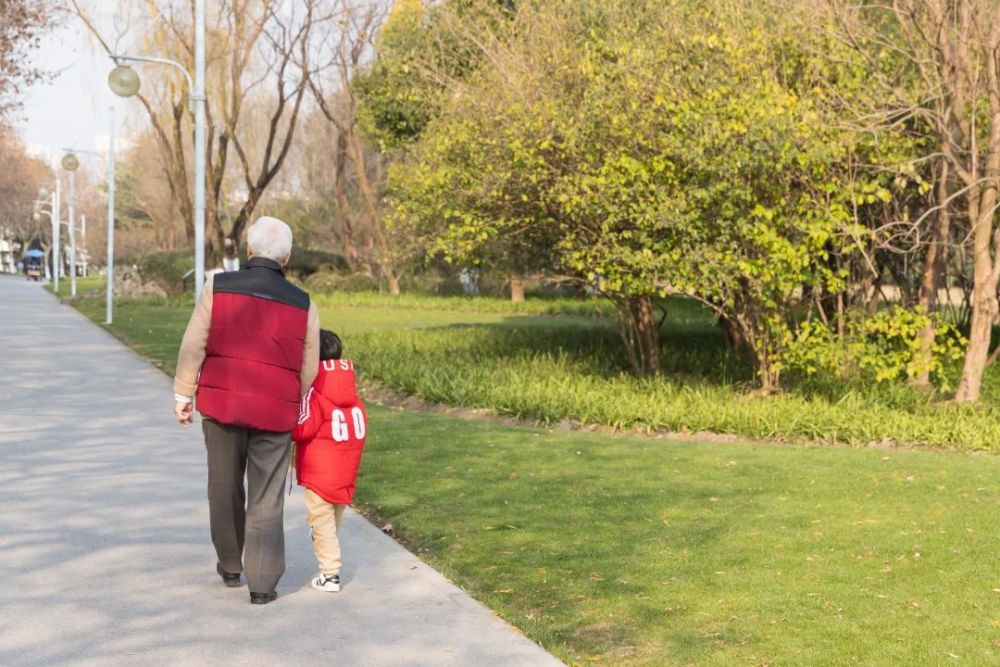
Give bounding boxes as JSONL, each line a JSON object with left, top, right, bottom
{"left": 174, "top": 400, "right": 194, "bottom": 427}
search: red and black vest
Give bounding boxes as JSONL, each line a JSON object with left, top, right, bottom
{"left": 196, "top": 257, "right": 310, "bottom": 432}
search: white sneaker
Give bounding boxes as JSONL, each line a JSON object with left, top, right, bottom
{"left": 311, "top": 573, "right": 341, "bottom": 592}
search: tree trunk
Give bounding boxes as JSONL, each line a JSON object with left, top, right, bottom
{"left": 757, "top": 359, "right": 781, "bottom": 394}
{"left": 731, "top": 296, "right": 780, "bottom": 393}
{"left": 347, "top": 132, "right": 394, "bottom": 280}
{"left": 882, "top": 255, "right": 916, "bottom": 307}
{"left": 718, "top": 315, "right": 749, "bottom": 355}
{"left": 386, "top": 273, "right": 401, "bottom": 296}
{"left": 913, "top": 160, "right": 951, "bottom": 387}
{"left": 509, "top": 269, "right": 525, "bottom": 303}
{"left": 955, "top": 288, "right": 997, "bottom": 401}
{"left": 333, "top": 129, "right": 361, "bottom": 270}
{"left": 616, "top": 295, "right": 660, "bottom": 376}
{"left": 955, "top": 184, "right": 999, "bottom": 402}
{"left": 864, "top": 269, "right": 883, "bottom": 315}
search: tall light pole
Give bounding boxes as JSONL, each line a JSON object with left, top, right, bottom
{"left": 61, "top": 152, "right": 79, "bottom": 298}
{"left": 52, "top": 179, "right": 60, "bottom": 292}
{"left": 194, "top": 0, "right": 206, "bottom": 299}
{"left": 106, "top": 107, "right": 116, "bottom": 324}
{"left": 33, "top": 195, "right": 57, "bottom": 284}
{"left": 63, "top": 110, "right": 116, "bottom": 323}
{"left": 108, "top": 0, "right": 206, "bottom": 297}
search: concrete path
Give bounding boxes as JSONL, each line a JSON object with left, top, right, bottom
{"left": 0, "top": 277, "right": 561, "bottom": 667}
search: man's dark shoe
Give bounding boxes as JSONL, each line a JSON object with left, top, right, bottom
{"left": 249, "top": 591, "right": 277, "bottom": 605}
{"left": 216, "top": 563, "right": 241, "bottom": 588}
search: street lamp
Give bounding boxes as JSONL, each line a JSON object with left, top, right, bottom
{"left": 41, "top": 180, "right": 60, "bottom": 291}
{"left": 108, "top": 0, "right": 206, "bottom": 298}
{"left": 108, "top": 65, "right": 141, "bottom": 97}
{"left": 61, "top": 153, "right": 80, "bottom": 172}
{"left": 33, "top": 188, "right": 58, "bottom": 287}
{"left": 63, "top": 132, "right": 116, "bottom": 324}
{"left": 61, "top": 151, "right": 79, "bottom": 298}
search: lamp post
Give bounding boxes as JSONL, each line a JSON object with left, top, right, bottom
{"left": 61, "top": 152, "right": 79, "bottom": 297}
{"left": 108, "top": 0, "right": 206, "bottom": 298}
{"left": 50, "top": 180, "right": 60, "bottom": 291}
{"left": 32, "top": 191, "right": 57, "bottom": 286}
{"left": 63, "top": 115, "right": 115, "bottom": 323}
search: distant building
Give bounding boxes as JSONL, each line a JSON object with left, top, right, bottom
{"left": 0, "top": 237, "right": 23, "bottom": 274}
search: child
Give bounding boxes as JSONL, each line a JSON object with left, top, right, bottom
{"left": 293, "top": 329, "right": 367, "bottom": 592}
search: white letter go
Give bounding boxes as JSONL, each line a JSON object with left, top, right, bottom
{"left": 331, "top": 408, "right": 366, "bottom": 442}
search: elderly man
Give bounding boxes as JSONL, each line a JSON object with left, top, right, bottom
{"left": 173, "top": 216, "right": 320, "bottom": 605}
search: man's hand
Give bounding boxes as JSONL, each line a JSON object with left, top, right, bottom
{"left": 174, "top": 400, "right": 194, "bottom": 427}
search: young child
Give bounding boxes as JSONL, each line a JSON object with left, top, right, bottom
{"left": 293, "top": 329, "right": 367, "bottom": 592}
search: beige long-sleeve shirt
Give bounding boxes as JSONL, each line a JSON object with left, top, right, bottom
{"left": 173, "top": 273, "right": 320, "bottom": 399}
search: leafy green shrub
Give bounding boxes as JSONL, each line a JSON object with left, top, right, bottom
{"left": 305, "top": 271, "right": 381, "bottom": 293}
{"left": 139, "top": 250, "right": 195, "bottom": 296}
{"left": 780, "top": 307, "right": 966, "bottom": 387}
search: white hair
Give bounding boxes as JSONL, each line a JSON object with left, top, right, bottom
{"left": 247, "top": 216, "right": 293, "bottom": 261}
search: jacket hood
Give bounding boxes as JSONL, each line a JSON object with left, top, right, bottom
{"left": 312, "top": 359, "right": 359, "bottom": 406}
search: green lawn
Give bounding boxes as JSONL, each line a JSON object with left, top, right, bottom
{"left": 47, "top": 274, "right": 104, "bottom": 299}
{"left": 365, "top": 408, "right": 1000, "bottom": 665}
{"left": 60, "top": 290, "right": 1000, "bottom": 665}
{"left": 63, "top": 288, "right": 1000, "bottom": 451}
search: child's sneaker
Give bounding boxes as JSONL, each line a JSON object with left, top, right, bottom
{"left": 311, "top": 573, "right": 341, "bottom": 592}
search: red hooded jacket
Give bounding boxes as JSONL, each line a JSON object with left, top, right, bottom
{"left": 293, "top": 359, "right": 366, "bottom": 504}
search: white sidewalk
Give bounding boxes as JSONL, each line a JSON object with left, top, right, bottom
{"left": 0, "top": 277, "right": 561, "bottom": 666}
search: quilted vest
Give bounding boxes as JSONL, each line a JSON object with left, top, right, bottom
{"left": 196, "top": 257, "right": 309, "bottom": 432}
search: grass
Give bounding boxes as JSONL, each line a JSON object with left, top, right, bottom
{"left": 310, "top": 289, "right": 617, "bottom": 318}
{"left": 352, "top": 326, "right": 1000, "bottom": 451}
{"left": 57, "top": 289, "right": 1000, "bottom": 664}
{"left": 60, "top": 288, "right": 1000, "bottom": 451}
{"left": 46, "top": 275, "right": 104, "bottom": 299}
{"left": 363, "top": 409, "right": 1000, "bottom": 665}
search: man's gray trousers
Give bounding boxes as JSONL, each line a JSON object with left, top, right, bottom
{"left": 202, "top": 418, "right": 291, "bottom": 594}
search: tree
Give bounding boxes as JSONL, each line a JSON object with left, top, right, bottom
{"left": 388, "top": 0, "right": 883, "bottom": 383}
{"left": 307, "top": 0, "right": 412, "bottom": 292}
{"left": 830, "top": 0, "right": 1000, "bottom": 401}
{"left": 0, "top": 0, "right": 51, "bottom": 119}
{"left": 0, "top": 123, "right": 52, "bottom": 245}
{"left": 354, "top": 0, "right": 526, "bottom": 297}
{"left": 115, "top": 130, "right": 188, "bottom": 251}
{"left": 353, "top": 0, "right": 435, "bottom": 152}
{"left": 353, "top": 0, "right": 510, "bottom": 150}
{"left": 73, "top": 0, "right": 328, "bottom": 263}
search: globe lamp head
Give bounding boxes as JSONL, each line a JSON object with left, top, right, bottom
{"left": 61, "top": 153, "right": 80, "bottom": 172}
{"left": 108, "top": 65, "right": 141, "bottom": 97}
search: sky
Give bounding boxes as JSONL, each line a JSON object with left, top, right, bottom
{"left": 16, "top": 6, "right": 131, "bottom": 166}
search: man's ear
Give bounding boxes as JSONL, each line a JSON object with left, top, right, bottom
{"left": 280, "top": 254, "right": 290, "bottom": 268}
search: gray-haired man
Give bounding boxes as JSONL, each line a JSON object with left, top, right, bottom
{"left": 173, "top": 216, "right": 320, "bottom": 604}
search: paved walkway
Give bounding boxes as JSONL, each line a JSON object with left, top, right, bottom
{"left": 0, "top": 277, "right": 561, "bottom": 667}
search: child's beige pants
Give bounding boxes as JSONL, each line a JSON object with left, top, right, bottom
{"left": 304, "top": 488, "right": 346, "bottom": 576}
